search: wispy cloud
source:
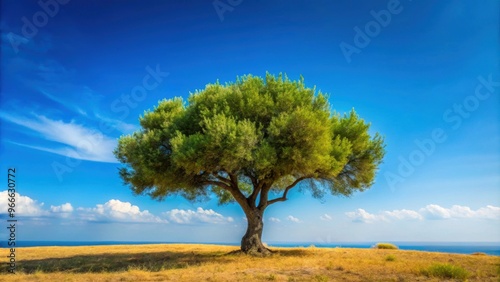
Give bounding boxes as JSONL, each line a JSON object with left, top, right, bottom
{"left": 268, "top": 217, "right": 281, "bottom": 222}
{"left": 2, "top": 49, "right": 116, "bottom": 125}
{"left": 39, "top": 89, "right": 89, "bottom": 116}
{"left": 20, "top": 58, "right": 103, "bottom": 116}
{"left": 419, "top": 204, "right": 500, "bottom": 220}
{"left": 163, "top": 207, "right": 234, "bottom": 224}
{"left": 94, "top": 113, "right": 138, "bottom": 133}
{"left": 0, "top": 112, "right": 117, "bottom": 163}
{"left": 320, "top": 213, "right": 333, "bottom": 221}
{"left": 287, "top": 215, "right": 301, "bottom": 223}
{"left": 383, "top": 209, "right": 423, "bottom": 220}
{"left": 346, "top": 204, "right": 500, "bottom": 223}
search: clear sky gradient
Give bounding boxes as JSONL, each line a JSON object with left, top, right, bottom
{"left": 0, "top": 0, "right": 499, "bottom": 243}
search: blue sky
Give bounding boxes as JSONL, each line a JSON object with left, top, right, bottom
{"left": 0, "top": 0, "right": 499, "bottom": 244}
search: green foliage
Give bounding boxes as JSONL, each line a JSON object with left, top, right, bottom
{"left": 114, "top": 73, "right": 385, "bottom": 205}
{"left": 385, "top": 255, "right": 396, "bottom": 261}
{"left": 267, "top": 274, "right": 277, "bottom": 280}
{"left": 313, "top": 274, "right": 329, "bottom": 282}
{"left": 421, "top": 263, "right": 470, "bottom": 281}
{"left": 374, "top": 243, "right": 398, "bottom": 250}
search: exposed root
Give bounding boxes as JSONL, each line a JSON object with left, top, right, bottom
{"left": 226, "top": 250, "right": 243, "bottom": 255}
{"left": 243, "top": 246, "right": 274, "bottom": 257}
{"left": 227, "top": 247, "right": 275, "bottom": 257}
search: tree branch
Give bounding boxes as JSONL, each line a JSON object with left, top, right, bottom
{"left": 226, "top": 172, "right": 252, "bottom": 210}
{"left": 214, "top": 174, "right": 232, "bottom": 186}
{"left": 203, "top": 177, "right": 251, "bottom": 211}
{"left": 202, "top": 180, "right": 232, "bottom": 191}
{"left": 267, "top": 177, "right": 308, "bottom": 206}
{"left": 228, "top": 172, "right": 238, "bottom": 186}
{"left": 257, "top": 180, "right": 277, "bottom": 210}
{"left": 248, "top": 181, "right": 261, "bottom": 209}
{"left": 246, "top": 172, "right": 258, "bottom": 190}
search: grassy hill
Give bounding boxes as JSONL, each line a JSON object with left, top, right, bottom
{"left": 1, "top": 244, "right": 499, "bottom": 281}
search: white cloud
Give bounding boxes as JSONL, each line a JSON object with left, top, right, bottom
{"left": 320, "top": 214, "right": 333, "bottom": 221}
{"left": 345, "top": 209, "right": 382, "bottom": 223}
{"left": 0, "top": 191, "right": 172, "bottom": 224}
{"left": 420, "top": 204, "right": 500, "bottom": 220}
{"left": 268, "top": 217, "right": 281, "bottom": 222}
{"left": 0, "top": 112, "right": 117, "bottom": 163}
{"left": 383, "top": 209, "right": 423, "bottom": 220}
{"left": 78, "top": 199, "right": 166, "bottom": 223}
{"left": 476, "top": 205, "right": 500, "bottom": 219}
{"left": 163, "top": 207, "right": 234, "bottom": 224}
{"left": 50, "top": 203, "right": 74, "bottom": 218}
{"left": 0, "top": 191, "right": 48, "bottom": 217}
{"left": 347, "top": 204, "right": 500, "bottom": 223}
{"left": 419, "top": 204, "right": 451, "bottom": 219}
{"left": 287, "top": 215, "right": 301, "bottom": 223}
{"left": 50, "top": 203, "right": 73, "bottom": 213}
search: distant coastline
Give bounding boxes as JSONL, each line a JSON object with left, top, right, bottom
{"left": 7, "top": 241, "right": 500, "bottom": 256}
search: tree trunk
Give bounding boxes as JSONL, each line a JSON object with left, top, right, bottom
{"left": 241, "top": 208, "right": 272, "bottom": 256}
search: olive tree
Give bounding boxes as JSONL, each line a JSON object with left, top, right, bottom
{"left": 114, "top": 73, "right": 385, "bottom": 256}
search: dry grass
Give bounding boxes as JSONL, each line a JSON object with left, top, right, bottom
{"left": 1, "top": 244, "right": 499, "bottom": 281}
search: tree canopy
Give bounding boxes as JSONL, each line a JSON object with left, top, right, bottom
{"left": 114, "top": 73, "right": 385, "bottom": 255}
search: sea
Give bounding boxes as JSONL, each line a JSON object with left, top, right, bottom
{"left": 4, "top": 241, "right": 499, "bottom": 256}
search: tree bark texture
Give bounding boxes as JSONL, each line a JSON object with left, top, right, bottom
{"left": 241, "top": 208, "right": 271, "bottom": 256}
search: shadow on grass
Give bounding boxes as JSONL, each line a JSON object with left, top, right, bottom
{"left": 4, "top": 248, "right": 311, "bottom": 274}
{"left": 274, "top": 249, "right": 310, "bottom": 257}
{"left": 224, "top": 248, "right": 310, "bottom": 257}
{"left": 4, "top": 250, "right": 235, "bottom": 274}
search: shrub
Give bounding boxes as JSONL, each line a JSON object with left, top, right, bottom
{"left": 471, "top": 252, "right": 487, "bottom": 256}
{"left": 385, "top": 255, "right": 396, "bottom": 261}
{"left": 314, "top": 274, "right": 329, "bottom": 282}
{"left": 267, "top": 274, "right": 276, "bottom": 280}
{"left": 374, "top": 243, "right": 398, "bottom": 249}
{"left": 421, "top": 263, "right": 469, "bottom": 281}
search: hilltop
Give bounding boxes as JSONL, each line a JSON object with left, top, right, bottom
{"left": 1, "top": 244, "right": 499, "bottom": 281}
